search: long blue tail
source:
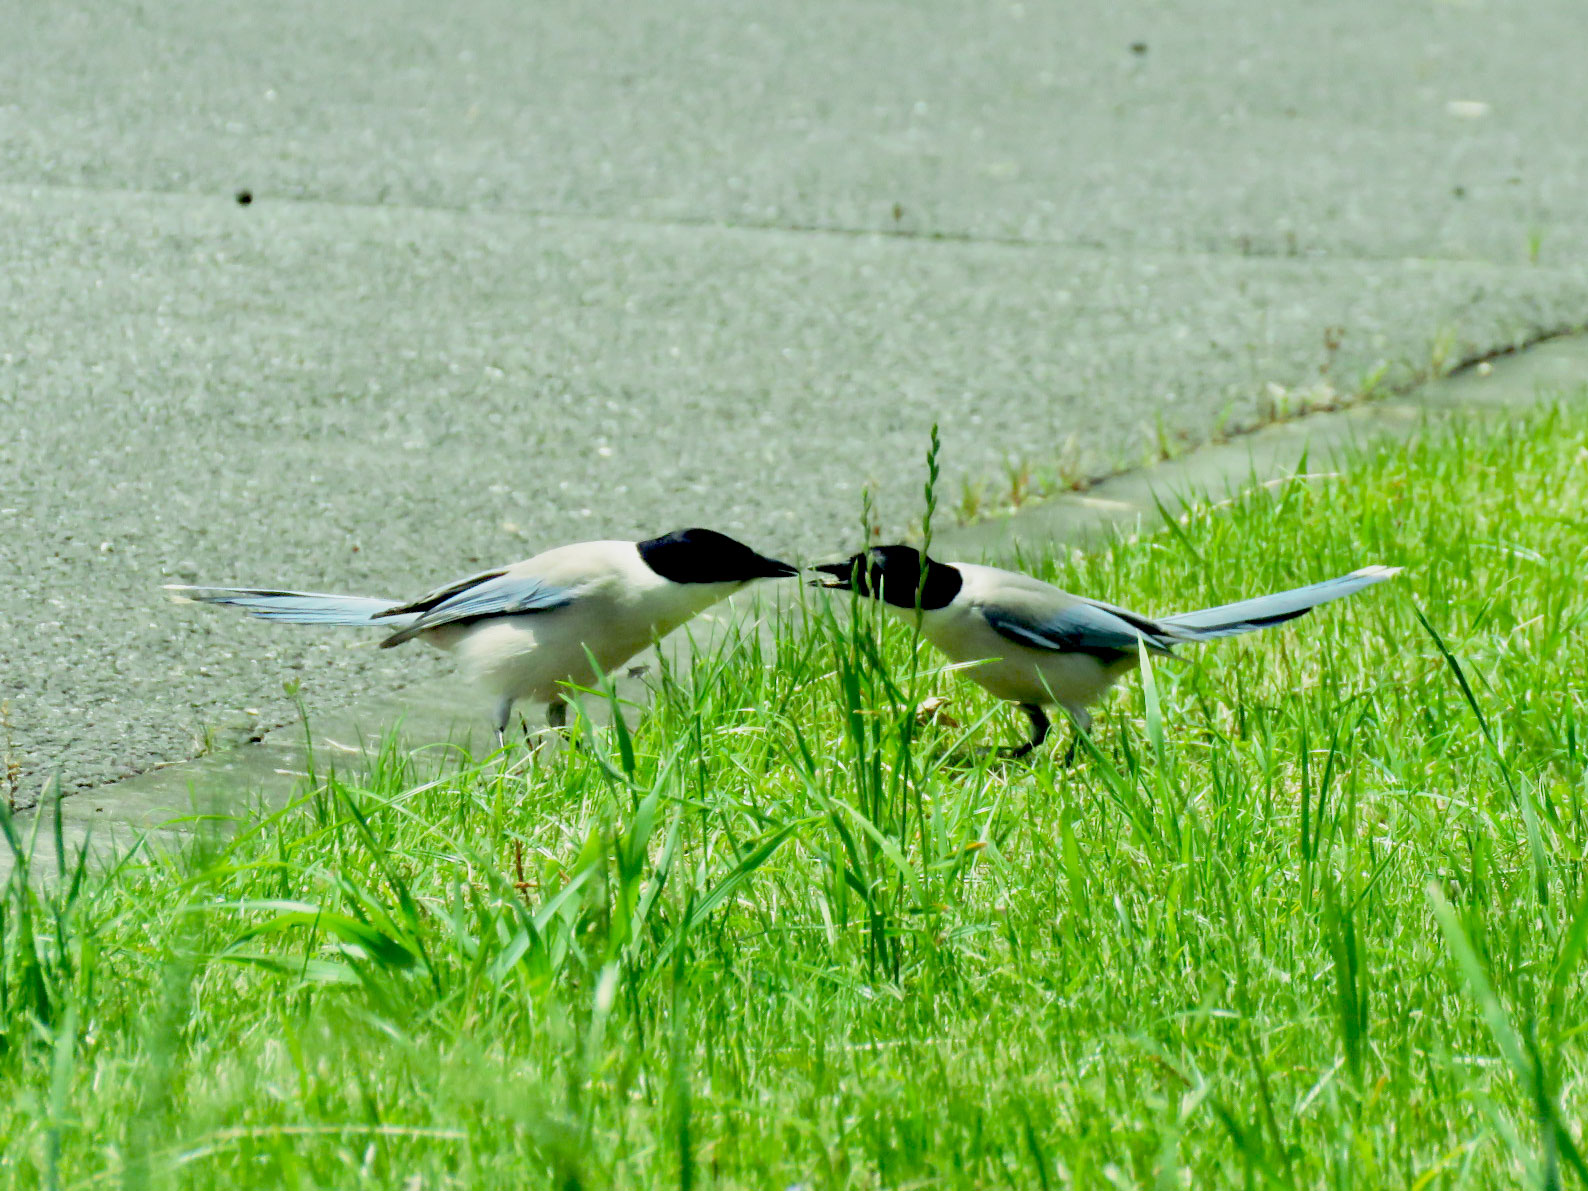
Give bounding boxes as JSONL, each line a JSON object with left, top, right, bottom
{"left": 165, "top": 586, "right": 419, "bottom": 629}
{"left": 1158, "top": 565, "right": 1399, "bottom": 640}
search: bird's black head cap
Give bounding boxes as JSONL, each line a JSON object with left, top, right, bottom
{"left": 812, "top": 545, "right": 962, "bottom": 610}
{"left": 638, "top": 528, "right": 797, "bottom": 584}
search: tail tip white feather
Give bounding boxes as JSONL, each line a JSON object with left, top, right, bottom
{"left": 1349, "top": 564, "right": 1403, "bottom": 582}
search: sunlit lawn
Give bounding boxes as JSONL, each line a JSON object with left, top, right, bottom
{"left": 3, "top": 400, "right": 1587, "bottom": 1189}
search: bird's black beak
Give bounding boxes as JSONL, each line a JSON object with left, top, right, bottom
{"left": 755, "top": 554, "right": 800, "bottom": 579}
{"left": 810, "top": 560, "right": 857, "bottom": 590}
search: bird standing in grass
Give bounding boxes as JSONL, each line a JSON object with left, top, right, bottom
{"left": 168, "top": 528, "right": 797, "bottom": 742}
{"left": 814, "top": 546, "right": 1398, "bottom": 758}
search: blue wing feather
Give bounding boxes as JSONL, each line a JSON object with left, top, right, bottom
{"left": 378, "top": 570, "right": 578, "bottom": 645}
{"left": 982, "top": 600, "right": 1174, "bottom": 660}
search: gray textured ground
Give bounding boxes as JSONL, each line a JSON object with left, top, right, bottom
{"left": 2, "top": 0, "right": 1585, "bottom": 799}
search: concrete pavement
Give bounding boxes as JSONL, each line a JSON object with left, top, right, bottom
{"left": 2, "top": 0, "right": 1585, "bottom": 800}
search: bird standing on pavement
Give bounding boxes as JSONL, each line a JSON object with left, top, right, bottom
{"left": 814, "top": 546, "right": 1398, "bottom": 757}
{"left": 168, "top": 528, "right": 797, "bottom": 741}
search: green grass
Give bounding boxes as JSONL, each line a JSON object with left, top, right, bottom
{"left": 5, "top": 402, "right": 1588, "bottom": 1189}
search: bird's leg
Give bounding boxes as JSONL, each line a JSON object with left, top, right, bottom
{"left": 546, "top": 697, "right": 568, "bottom": 732}
{"left": 999, "top": 703, "right": 1051, "bottom": 760}
{"left": 492, "top": 696, "right": 514, "bottom": 752}
{"left": 512, "top": 698, "right": 569, "bottom": 764}
{"left": 1061, "top": 706, "right": 1092, "bottom": 767}
{"left": 546, "top": 695, "right": 591, "bottom": 753}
